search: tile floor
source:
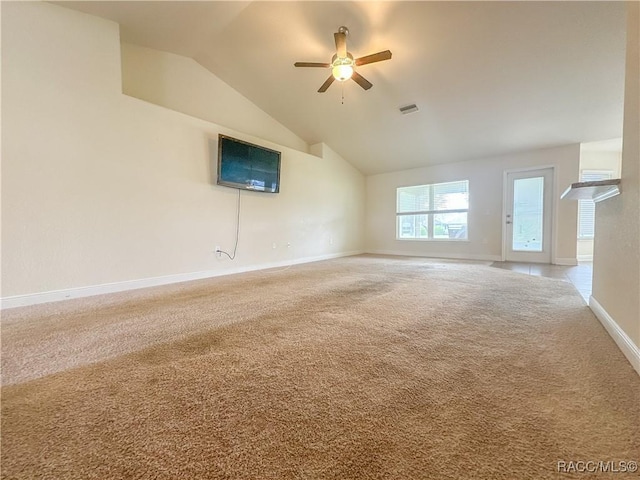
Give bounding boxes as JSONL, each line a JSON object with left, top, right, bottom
{"left": 490, "top": 261, "right": 593, "bottom": 303}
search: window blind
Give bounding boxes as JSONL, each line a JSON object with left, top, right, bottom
{"left": 578, "top": 170, "right": 613, "bottom": 239}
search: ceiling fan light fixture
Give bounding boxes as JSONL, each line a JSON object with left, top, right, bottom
{"left": 332, "top": 64, "right": 354, "bottom": 81}
{"left": 331, "top": 54, "right": 355, "bottom": 81}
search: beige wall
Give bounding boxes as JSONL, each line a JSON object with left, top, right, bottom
{"left": 366, "top": 145, "right": 580, "bottom": 263}
{"left": 121, "top": 43, "right": 308, "bottom": 153}
{"left": 579, "top": 150, "right": 622, "bottom": 177}
{"left": 1, "top": 2, "right": 365, "bottom": 301}
{"left": 592, "top": 2, "right": 640, "bottom": 348}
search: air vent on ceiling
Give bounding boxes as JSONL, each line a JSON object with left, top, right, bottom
{"left": 400, "top": 103, "right": 418, "bottom": 115}
{"left": 399, "top": 104, "right": 419, "bottom": 115}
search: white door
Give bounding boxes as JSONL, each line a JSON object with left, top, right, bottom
{"left": 505, "top": 168, "right": 553, "bottom": 263}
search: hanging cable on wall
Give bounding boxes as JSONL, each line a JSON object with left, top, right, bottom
{"left": 216, "top": 189, "right": 241, "bottom": 260}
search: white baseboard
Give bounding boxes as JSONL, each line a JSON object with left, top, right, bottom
{"left": 577, "top": 254, "right": 593, "bottom": 262}
{"left": 589, "top": 296, "right": 640, "bottom": 376}
{"left": 365, "top": 250, "right": 502, "bottom": 263}
{"left": 0, "top": 250, "right": 364, "bottom": 310}
{"left": 554, "top": 257, "right": 579, "bottom": 266}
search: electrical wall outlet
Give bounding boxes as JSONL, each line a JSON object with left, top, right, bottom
{"left": 215, "top": 246, "right": 221, "bottom": 258}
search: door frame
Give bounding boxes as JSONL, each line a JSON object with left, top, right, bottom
{"left": 501, "top": 165, "right": 558, "bottom": 264}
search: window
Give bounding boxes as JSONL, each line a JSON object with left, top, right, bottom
{"left": 578, "top": 170, "right": 613, "bottom": 239}
{"left": 396, "top": 180, "right": 469, "bottom": 240}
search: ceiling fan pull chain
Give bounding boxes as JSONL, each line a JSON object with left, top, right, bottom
{"left": 341, "top": 83, "right": 345, "bottom": 105}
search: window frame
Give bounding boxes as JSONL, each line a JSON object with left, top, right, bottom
{"left": 396, "top": 180, "right": 470, "bottom": 241}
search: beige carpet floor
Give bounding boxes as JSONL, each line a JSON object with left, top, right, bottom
{"left": 1, "top": 255, "right": 639, "bottom": 479}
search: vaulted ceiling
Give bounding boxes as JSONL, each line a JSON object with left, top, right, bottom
{"left": 58, "top": 1, "right": 626, "bottom": 175}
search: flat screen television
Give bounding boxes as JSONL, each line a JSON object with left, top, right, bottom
{"left": 217, "top": 135, "right": 281, "bottom": 193}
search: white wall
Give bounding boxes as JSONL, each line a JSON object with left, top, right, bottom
{"left": 366, "top": 145, "right": 580, "bottom": 263}
{"left": 579, "top": 150, "right": 622, "bottom": 176}
{"left": 576, "top": 239, "right": 594, "bottom": 261}
{"left": 0, "top": 2, "right": 365, "bottom": 305}
{"left": 577, "top": 149, "right": 622, "bottom": 260}
{"left": 591, "top": 2, "right": 640, "bottom": 370}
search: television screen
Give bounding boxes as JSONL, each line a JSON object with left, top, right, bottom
{"left": 217, "top": 135, "right": 281, "bottom": 193}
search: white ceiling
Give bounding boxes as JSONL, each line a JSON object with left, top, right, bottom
{"left": 58, "top": 1, "right": 627, "bottom": 175}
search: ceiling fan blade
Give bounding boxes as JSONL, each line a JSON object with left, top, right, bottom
{"left": 351, "top": 71, "right": 373, "bottom": 90}
{"left": 318, "top": 75, "right": 335, "bottom": 93}
{"left": 294, "top": 62, "right": 330, "bottom": 68}
{"left": 334, "top": 32, "right": 347, "bottom": 58}
{"left": 355, "top": 50, "right": 392, "bottom": 66}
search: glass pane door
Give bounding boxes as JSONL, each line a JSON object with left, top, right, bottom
{"left": 512, "top": 176, "right": 544, "bottom": 252}
{"left": 505, "top": 168, "right": 553, "bottom": 263}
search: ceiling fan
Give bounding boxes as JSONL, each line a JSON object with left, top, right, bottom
{"left": 294, "top": 26, "right": 392, "bottom": 93}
